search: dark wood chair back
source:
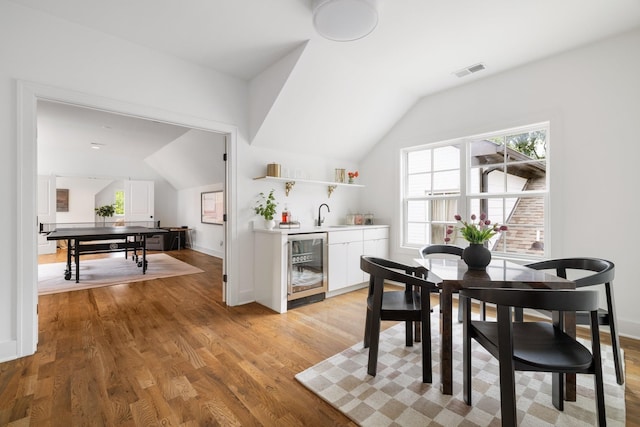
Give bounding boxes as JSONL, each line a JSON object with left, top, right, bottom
{"left": 419, "top": 244, "right": 464, "bottom": 258}
{"left": 461, "top": 288, "right": 606, "bottom": 426}
{"left": 360, "top": 256, "right": 437, "bottom": 383}
{"left": 521, "top": 257, "right": 622, "bottom": 385}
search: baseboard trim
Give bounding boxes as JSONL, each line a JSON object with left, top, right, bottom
{"left": 326, "top": 282, "right": 368, "bottom": 298}
{"left": 190, "top": 245, "right": 223, "bottom": 259}
{"left": 617, "top": 318, "right": 640, "bottom": 341}
{"left": 0, "top": 340, "right": 18, "bottom": 363}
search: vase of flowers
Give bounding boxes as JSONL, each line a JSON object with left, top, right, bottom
{"left": 445, "top": 213, "right": 508, "bottom": 270}
{"left": 347, "top": 170, "right": 359, "bottom": 184}
{"left": 254, "top": 189, "right": 278, "bottom": 230}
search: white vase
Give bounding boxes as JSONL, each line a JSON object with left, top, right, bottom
{"left": 264, "top": 219, "right": 276, "bottom": 230}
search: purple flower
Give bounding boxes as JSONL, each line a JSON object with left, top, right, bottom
{"left": 447, "top": 213, "right": 508, "bottom": 244}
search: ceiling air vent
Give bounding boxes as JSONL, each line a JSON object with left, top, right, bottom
{"left": 454, "top": 63, "right": 486, "bottom": 78}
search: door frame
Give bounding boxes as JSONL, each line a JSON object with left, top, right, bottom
{"left": 16, "top": 80, "right": 239, "bottom": 357}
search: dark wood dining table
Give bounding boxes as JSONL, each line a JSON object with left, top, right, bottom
{"left": 413, "top": 258, "right": 575, "bottom": 396}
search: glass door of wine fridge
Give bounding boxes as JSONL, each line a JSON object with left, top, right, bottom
{"left": 287, "top": 233, "right": 327, "bottom": 308}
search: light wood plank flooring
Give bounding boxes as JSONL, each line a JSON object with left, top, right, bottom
{"left": 1, "top": 249, "right": 638, "bottom": 425}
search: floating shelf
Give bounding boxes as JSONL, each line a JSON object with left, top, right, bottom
{"left": 254, "top": 176, "right": 364, "bottom": 197}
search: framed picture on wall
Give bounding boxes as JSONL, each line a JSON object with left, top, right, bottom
{"left": 201, "top": 191, "right": 224, "bottom": 224}
{"left": 56, "top": 189, "right": 69, "bottom": 212}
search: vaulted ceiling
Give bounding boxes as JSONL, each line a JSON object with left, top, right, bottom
{"left": 15, "top": 0, "right": 640, "bottom": 161}
{"left": 37, "top": 100, "right": 226, "bottom": 190}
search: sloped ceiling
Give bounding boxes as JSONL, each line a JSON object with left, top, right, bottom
{"left": 37, "top": 100, "right": 225, "bottom": 190}
{"left": 37, "top": 100, "right": 191, "bottom": 179}
{"left": 145, "top": 130, "right": 226, "bottom": 190}
{"left": 14, "top": 0, "right": 640, "bottom": 162}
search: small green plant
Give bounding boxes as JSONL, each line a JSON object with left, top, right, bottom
{"left": 95, "top": 204, "right": 116, "bottom": 218}
{"left": 254, "top": 190, "right": 278, "bottom": 220}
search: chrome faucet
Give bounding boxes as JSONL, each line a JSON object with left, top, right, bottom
{"left": 317, "top": 203, "right": 330, "bottom": 227}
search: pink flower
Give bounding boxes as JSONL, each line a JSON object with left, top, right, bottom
{"left": 470, "top": 214, "right": 476, "bottom": 220}
{"left": 480, "top": 213, "right": 487, "bottom": 220}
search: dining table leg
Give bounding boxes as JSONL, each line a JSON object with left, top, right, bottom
{"left": 440, "top": 284, "right": 453, "bottom": 394}
{"left": 565, "top": 311, "right": 576, "bottom": 401}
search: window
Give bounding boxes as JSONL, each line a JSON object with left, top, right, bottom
{"left": 402, "top": 123, "right": 548, "bottom": 258}
{"left": 114, "top": 190, "right": 125, "bottom": 215}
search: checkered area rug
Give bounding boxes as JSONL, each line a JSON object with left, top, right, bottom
{"left": 296, "top": 318, "right": 625, "bottom": 426}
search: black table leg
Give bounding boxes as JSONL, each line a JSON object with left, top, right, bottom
{"left": 74, "top": 240, "right": 80, "bottom": 283}
{"left": 142, "top": 236, "right": 147, "bottom": 274}
{"left": 64, "top": 239, "right": 72, "bottom": 281}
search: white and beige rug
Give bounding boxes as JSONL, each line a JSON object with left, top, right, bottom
{"left": 38, "top": 253, "right": 204, "bottom": 295}
{"left": 296, "top": 319, "right": 625, "bottom": 426}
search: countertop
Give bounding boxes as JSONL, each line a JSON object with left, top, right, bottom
{"left": 253, "top": 224, "right": 389, "bottom": 235}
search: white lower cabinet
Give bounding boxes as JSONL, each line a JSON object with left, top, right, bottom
{"left": 362, "top": 227, "right": 389, "bottom": 282}
{"left": 328, "top": 227, "right": 389, "bottom": 292}
{"left": 328, "top": 230, "right": 364, "bottom": 292}
{"left": 362, "top": 227, "right": 389, "bottom": 259}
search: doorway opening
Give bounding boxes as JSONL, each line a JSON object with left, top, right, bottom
{"left": 17, "top": 81, "right": 238, "bottom": 358}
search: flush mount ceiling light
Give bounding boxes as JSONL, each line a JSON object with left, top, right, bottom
{"left": 312, "top": 0, "right": 379, "bottom": 42}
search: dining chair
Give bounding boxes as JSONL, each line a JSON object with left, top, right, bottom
{"left": 360, "top": 255, "right": 437, "bottom": 383}
{"left": 514, "top": 258, "right": 623, "bottom": 385}
{"left": 461, "top": 288, "right": 606, "bottom": 426}
{"left": 419, "top": 244, "right": 480, "bottom": 322}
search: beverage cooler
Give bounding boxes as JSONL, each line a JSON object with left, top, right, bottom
{"left": 287, "top": 233, "right": 328, "bottom": 309}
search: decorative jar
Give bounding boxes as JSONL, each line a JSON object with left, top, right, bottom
{"left": 462, "top": 244, "right": 491, "bottom": 270}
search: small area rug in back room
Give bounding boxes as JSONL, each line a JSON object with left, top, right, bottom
{"left": 38, "top": 253, "right": 203, "bottom": 295}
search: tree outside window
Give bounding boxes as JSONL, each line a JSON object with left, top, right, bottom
{"left": 115, "top": 190, "right": 125, "bottom": 215}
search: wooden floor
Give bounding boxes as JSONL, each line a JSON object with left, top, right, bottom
{"left": 1, "top": 249, "right": 639, "bottom": 425}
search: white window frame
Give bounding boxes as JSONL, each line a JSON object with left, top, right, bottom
{"left": 401, "top": 122, "right": 549, "bottom": 260}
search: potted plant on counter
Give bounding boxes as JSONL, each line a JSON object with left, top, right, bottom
{"left": 254, "top": 189, "right": 278, "bottom": 230}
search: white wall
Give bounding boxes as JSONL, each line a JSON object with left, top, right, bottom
{"left": 145, "top": 129, "right": 226, "bottom": 191}
{"left": 247, "top": 145, "right": 362, "bottom": 228}
{"left": 154, "top": 179, "right": 179, "bottom": 226}
{"left": 360, "top": 28, "right": 640, "bottom": 338}
{"left": 178, "top": 184, "right": 225, "bottom": 258}
{"left": 56, "top": 176, "right": 179, "bottom": 227}
{"left": 55, "top": 177, "right": 112, "bottom": 223}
